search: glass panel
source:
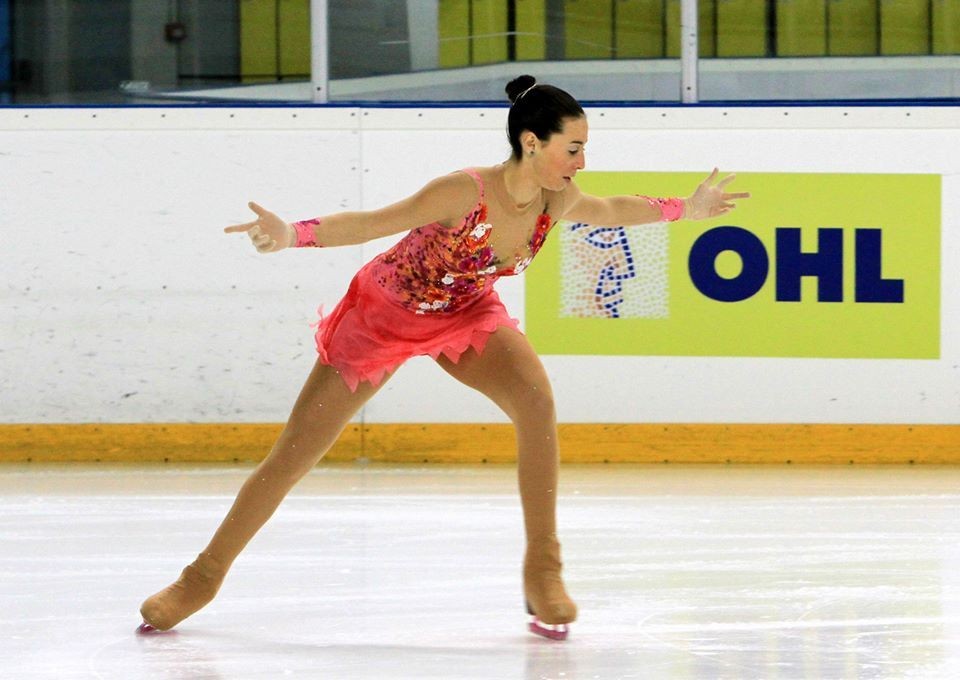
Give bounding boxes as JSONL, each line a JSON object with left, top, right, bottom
{"left": 472, "top": 0, "right": 509, "bottom": 64}
{"left": 328, "top": 1, "right": 410, "bottom": 78}
{"left": 0, "top": 0, "right": 9, "bottom": 104}
{"left": 776, "top": 0, "right": 827, "bottom": 56}
{"left": 240, "top": 0, "right": 277, "bottom": 84}
{"left": 2, "top": 0, "right": 958, "bottom": 105}
{"left": 828, "top": 0, "right": 879, "bottom": 55}
{"left": 516, "top": 0, "right": 548, "bottom": 60}
{"left": 615, "top": 0, "right": 665, "bottom": 58}
{"left": 880, "top": 0, "right": 930, "bottom": 55}
{"left": 933, "top": 0, "right": 960, "bottom": 54}
{"left": 564, "top": 0, "right": 613, "bottom": 59}
{"left": 278, "top": 0, "right": 310, "bottom": 76}
{"left": 439, "top": 0, "right": 471, "bottom": 67}
{"left": 717, "top": 0, "right": 769, "bottom": 56}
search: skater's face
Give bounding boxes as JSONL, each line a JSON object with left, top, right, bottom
{"left": 527, "top": 116, "right": 587, "bottom": 192}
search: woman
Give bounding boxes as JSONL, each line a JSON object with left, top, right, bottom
{"left": 139, "top": 75, "right": 748, "bottom": 640}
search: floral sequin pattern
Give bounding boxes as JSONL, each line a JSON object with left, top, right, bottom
{"left": 372, "top": 200, "right": 555, "bottom": 315}
{"left": 499, "top": 212, "right": 554, "bottom": 276}
{"left": 455, "top": 208, "right": 499, "bottom": 276}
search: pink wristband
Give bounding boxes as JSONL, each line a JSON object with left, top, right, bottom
{"left": 292, "top": 218, "right": 321, "bottom": 247}
{"left": 638, "top": 196, "right": 685, "bottom": 222}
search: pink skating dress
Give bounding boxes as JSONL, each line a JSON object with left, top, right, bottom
{"left": 314, "top": 168, "right": 555, "bottom": 392}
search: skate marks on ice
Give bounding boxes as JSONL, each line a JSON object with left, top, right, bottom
{"left": 2, "top": 463, "right": 960, "bottom": 679}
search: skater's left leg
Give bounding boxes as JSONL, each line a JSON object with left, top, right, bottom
{"left": 435, "top": 327, "right": 576, "bottom": 630}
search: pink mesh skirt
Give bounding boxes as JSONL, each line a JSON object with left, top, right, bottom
{"left": 314, "top": 262, "right": 521, "bottom": 392}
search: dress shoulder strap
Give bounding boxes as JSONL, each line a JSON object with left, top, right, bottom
{"left": 460, "top": 167, "right": 486, "bottom": 204}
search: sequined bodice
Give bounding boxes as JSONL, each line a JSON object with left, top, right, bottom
{"left": 369, "top": 169, "right": 554, "bottom": 315}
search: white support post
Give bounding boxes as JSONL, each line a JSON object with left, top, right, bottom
{"left": 680, "top": 0, "right": 699, "bottom": 103}
{"left": 406, "top": 0, "right": 439, "bottom": 71}
{"left": 310, "top": 0, "right": 329, "bottom": 103}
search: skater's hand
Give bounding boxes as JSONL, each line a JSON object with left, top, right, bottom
{"left": 683, "top": 169, "right": 750, "bottom": 220}
{"left": 224, "top": 202, "right": 295, "bottom": 253}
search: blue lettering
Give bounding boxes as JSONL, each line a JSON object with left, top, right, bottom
{"left": 775, "top": 228, "right": 843, "bottom": 302}
{"left": 855, "top": 229, "right": 904, "bottom": 303}
{"left": 689, "top": 226, "right": 768, "bottom": 302}
{"left": 688, "top": 226, "right": 904, "bottom": 305}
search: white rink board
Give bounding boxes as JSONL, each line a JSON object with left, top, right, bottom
{"left": 1, "top": 106, "right": 958, "bottom": 424}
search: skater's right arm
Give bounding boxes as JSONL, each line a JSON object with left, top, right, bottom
{"left": 224, "top": 172, "right": 478, "bottom": 254}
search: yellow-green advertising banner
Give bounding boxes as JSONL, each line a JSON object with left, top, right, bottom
{"left": 526, "top": 172, "right": 940, "bottom": 358}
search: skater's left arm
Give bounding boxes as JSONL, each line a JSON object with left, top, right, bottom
{"left": 560, "top": 168, "right": 749, "bottom": 226}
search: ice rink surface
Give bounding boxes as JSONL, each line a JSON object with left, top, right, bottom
{"left": 2, "top": 462, "right": 960, "bottom": 680}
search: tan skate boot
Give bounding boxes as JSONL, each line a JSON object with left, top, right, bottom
{"left": 523, "top": 534, "right": 577, "bottom": 640}
{"left": 138, "top": 552, "right": 227, "bottom": 632}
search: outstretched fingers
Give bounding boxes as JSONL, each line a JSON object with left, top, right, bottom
{"left": 224, "top": 202, "right": 269, "bottom": 234}
{"left": 684, "top": 169, "right": 751, "bottom": 220}
{"left": 224, "top": 218, "right": 276, "bottom": 252}
{"left": 224, "top": 220, "right": 258, "bottom": 234}
{"left": 715, "top": 172, "right": 750, "bottom": 202}
{"left": 247, "top": 201, "right": 268, "bottom": 216}
{"left": 716, "top": 172, "right": 736, "bottom": 189}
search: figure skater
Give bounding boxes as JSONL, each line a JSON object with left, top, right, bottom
{"left": 138, "top": 74, "right": 748, "bottom": 640}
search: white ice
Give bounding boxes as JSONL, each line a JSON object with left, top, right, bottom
{"left": 2, "top": 463, "right": 960, "bottom": 679}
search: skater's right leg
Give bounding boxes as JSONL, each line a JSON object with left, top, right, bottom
{"left": 435, "top": 327, "right": 576, "bottom": 638}
{"left": 139, "top": 360, "right": 387, "bottom": 631}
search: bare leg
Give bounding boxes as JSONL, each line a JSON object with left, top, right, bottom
{"left": 435, "top": 327, "right": 576, "bottom": 627}
{"left": 139, "top": 360, "right": 389, "bottom": 631}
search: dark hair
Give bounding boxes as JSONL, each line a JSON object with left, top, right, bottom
{"left": 505, "top": 75, "right": 584, "bottom": 161}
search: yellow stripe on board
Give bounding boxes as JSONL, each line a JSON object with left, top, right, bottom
{"left": 1, "top": 424, "right": 958, "bottom": 465}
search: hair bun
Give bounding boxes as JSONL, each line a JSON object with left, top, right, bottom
{"left": 505, "top": 75, "right": 537, "bottom": 104}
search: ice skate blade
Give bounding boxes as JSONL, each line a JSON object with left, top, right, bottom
{"left": 528, "top": 617, "right": 569, "bottom": 641}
